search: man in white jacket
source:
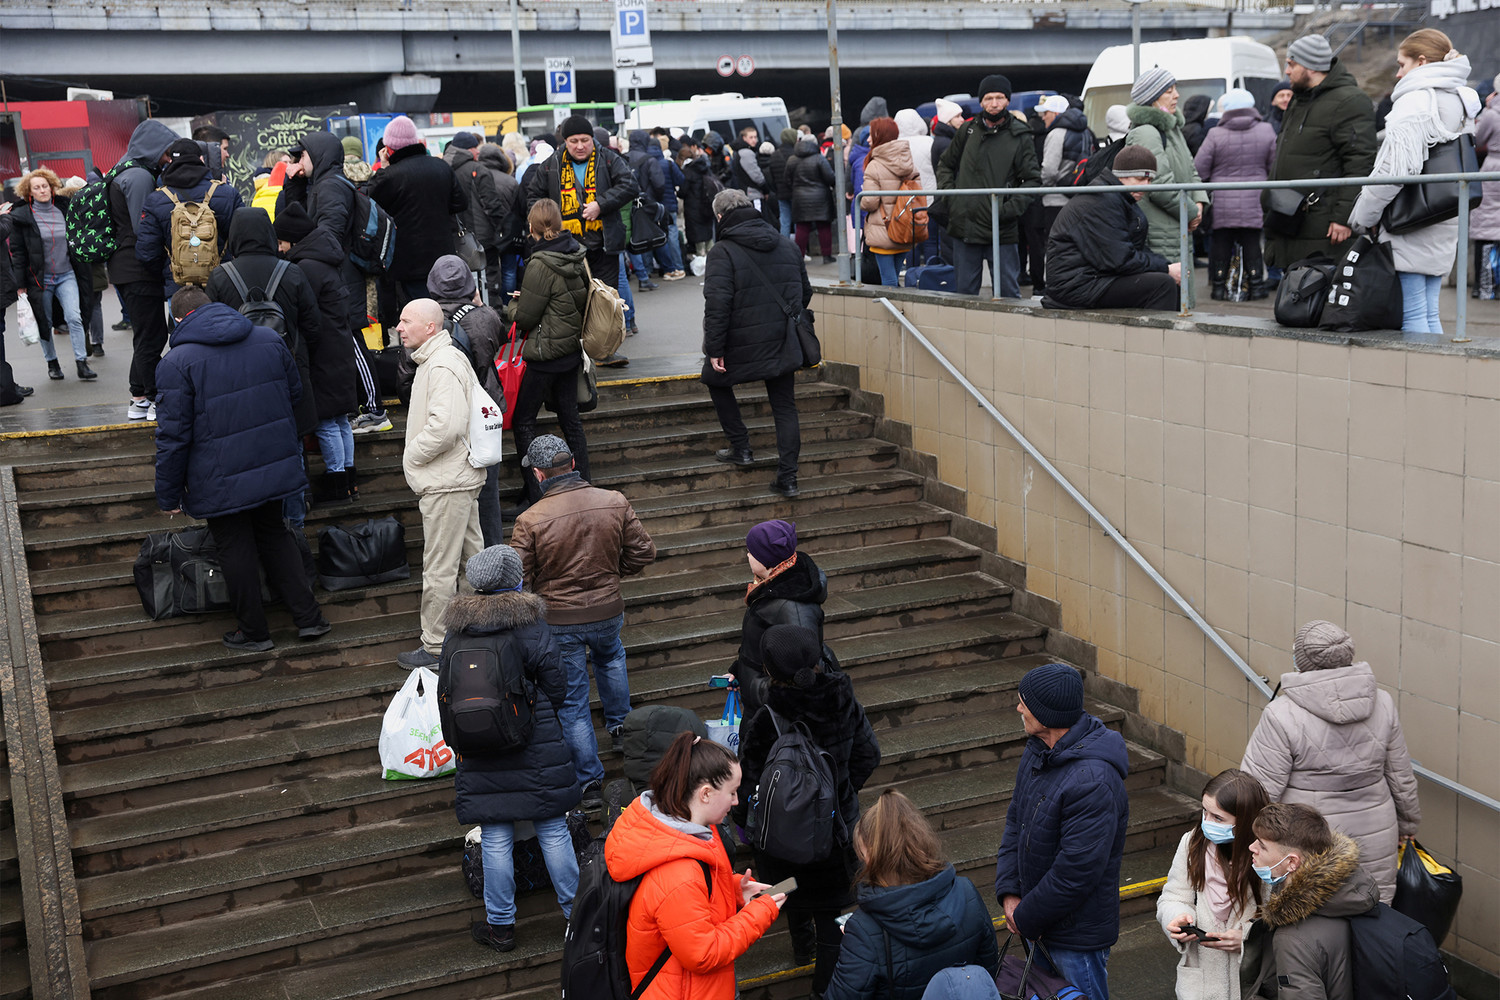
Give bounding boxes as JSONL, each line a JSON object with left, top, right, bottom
{"left": 397, "top": 297, "right": 485, "bottom": 667}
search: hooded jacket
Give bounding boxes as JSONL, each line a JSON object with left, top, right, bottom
{"left": 402, "top": 328, "right": 486, "bottom": 497}
{"left": 824, "top": 867, "right": 1000, "bottom": 1000}
{"left": 936, "top": 112, "right": 1040, "bottom": 245}
{"left": 107, "top": 119, "right": 179, "bottom": 285}
{"left": 680, "top": 153, "right": 719, "bottom": 245}
{"left": 860, "top": 140, "right": 921, "bottom": 250}
{"left": 522, "top": 143, "right": 640, "bottom": 254}
{"left": 136, "top": 162, "right": 247, "bottom": 295}
{"left": 768, "top": 132, "right": 800, "bottom": 203}
{"left": 605, "top": 793, "right": 780, "bottom": 1000}
{"left": 1240, "top": 662, "right": 1420, "bottom": 904}
{"left": 895, "top": 111, "right": 937, "bottom": 196}
{"left": 441, "top": 591, "right": 580, "bottom": 824}
{"left": 284, "top": 225, "right": 360, "bottom": 420}
{"left": 629, "top": 130, "right": 669, "bottom": 210}
{"left": 369, "top": 142, "right": 470, "bottom": 281}
{"left": 787, "top": 135, "right": 836, "bottom": 224}
{"left": 507, "top": 232, "right": 588, "bottom": 366}
{"left": 729, "top": 140, "right": 769, "bottom": 200}
{"left": 476, "top": 144, "right": 524, "bottom": 245}
{"left": 153, "top": 302, "right": 306, "bottom": 518}
{"left": 1124, "top": 103, "right": 1208, "bottom": 262}
{"left": 206, "top": 209, "right": 321, "bottom": 436}
{"left": 1181, "top": 95, "right": 1213, "bottom": 156}
{"left": 1263, "top": 59, "right": 1377, "bottom": 267}
{"left": 993, "top": 713, "right": 1130, "bottom": 950}
{"left": 1041, "top": 107, "right": 1093, "bottom": 208}
{"left": 1193, "top": 108, "right": 1277, "bottom": 230}
{"left": 731, "top": 551, "right": 827, "bottom": 722}
{"left": 1242, "top": 834, "right": 1380, "bottom": 1000}
{"left": 701, "top": 205, "right": 811, "bottom": 387}
{"left": 1042, "top": 174, "right": 1170, "bottom": 310}
{"left": 278, "top": 132, "right": 356, "bottom": 252}
{"left": 444, "top": 142, "right": 506, "bottom": 252}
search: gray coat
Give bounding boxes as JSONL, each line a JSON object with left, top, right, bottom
{"left": 1240, "top": 662, "right": 1420, "bottom": 904}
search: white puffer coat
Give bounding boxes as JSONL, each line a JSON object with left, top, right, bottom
{"left": 1156, "top": 831, "right": 1259, "bottom": 1000}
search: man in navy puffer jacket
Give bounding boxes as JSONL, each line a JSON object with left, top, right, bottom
{"left": 154, "top": 287, "right": 329, "bottom": 652}
{"left": 995, "top": 662, "right": 1129, "bottom": 1000}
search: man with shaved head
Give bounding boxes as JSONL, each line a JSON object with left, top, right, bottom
{"left": 397, "top": 297, "right": 486, "bottom": 668}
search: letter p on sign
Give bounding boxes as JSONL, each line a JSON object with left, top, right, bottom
{"left": 619, "top": 9, "right": 645, "bottom": 36}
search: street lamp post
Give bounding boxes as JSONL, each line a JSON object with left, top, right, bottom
{"left": 510, "top": 0, "right": 528, "bottom": 111}
{"left": 1126, "top": 0, "right": 1150, "bottom": 80}
{"left": 827, "top": 0, "right": 850, "bottom": 283}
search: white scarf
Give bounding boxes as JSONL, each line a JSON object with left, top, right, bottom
{"left": 1373, "top": 55, "right": 1481, "bottom": 180}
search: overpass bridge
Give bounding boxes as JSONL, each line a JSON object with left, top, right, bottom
{"left": 1, "top": 0, "right": 1295, "bottom": 113}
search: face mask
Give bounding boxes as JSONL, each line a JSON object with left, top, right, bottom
{"left": 1253, "top": 854, "right": 1294, "bottom": 886}
{"left": 1201, "top": 818, "right": 1236, "bottom": 844}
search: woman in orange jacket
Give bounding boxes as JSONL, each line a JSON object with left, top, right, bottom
{"left": 605, "top": 732, "right": 786, "bottom": 999}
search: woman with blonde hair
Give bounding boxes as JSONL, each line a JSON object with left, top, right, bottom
{"left": 7, "top": 166, "right": 97, "bottom": 381}
{"left": 1349, "top": 28, "right": 1481, "bottom": 334}
{"left": 823, "top": 789, "right": 998, "bottom": 1000}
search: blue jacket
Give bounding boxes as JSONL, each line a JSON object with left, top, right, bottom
{"left": 153, "top": 302, "right": 306, "bottom": 518}
{"left": 656, "top": 147, "right": 684, "bottom": 216}
{"left": 136, "top": 166, "right": 246, "bottom": 295}
{"left": 993, "top": 713, "right": 1130, "bottom": 950}
{"left": 825, "top": 866, "right": 999, "bottom": 1000}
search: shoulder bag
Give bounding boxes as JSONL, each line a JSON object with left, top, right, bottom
{"left": 727, "top": 244, "right": 820, "bottom": 368}
{"left": 1381, "top": 131, "right": 1482, "bottom": 235}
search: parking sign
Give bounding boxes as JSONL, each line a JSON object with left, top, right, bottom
{"left": 544, "top": 57, "right": 575, "bottom": 103}
{"left": 613, "top": 0, "right": 651, "bottom": 47}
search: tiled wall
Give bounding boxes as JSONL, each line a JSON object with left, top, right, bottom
{"left": 815, "top": 290, "right": 1500, "bottom": 971}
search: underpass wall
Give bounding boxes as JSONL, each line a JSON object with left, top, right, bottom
{"left": 813, "top": 286, "right": 1499, "bottom": 974}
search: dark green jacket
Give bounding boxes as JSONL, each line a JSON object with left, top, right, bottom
{"left": 507, "top": 235, "right": 589, "bottom": 364}
{"left": 1262, "top": 60, "right": 1377, "bottom": 267}
{"left": 936, "top": 113, "right": 1040, "bottom": 245}
{"left": 1125, "top": 103, "right": 1208, "bottom": 263}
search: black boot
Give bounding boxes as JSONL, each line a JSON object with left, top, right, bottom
{"left": 1209, "top": 268, "right": 1228, "bottom": 301}
{"left": 313, "top": 470, "right": 350, "bottom": 505}
{"left": 47, "top": 360, "right": 64, "bottom": 380}
{"left": 346, "top": 465, "right": 360, "bottom": 501}
{"left": 76, "top": 359, "right": 99, "bottom": 381}
{"left": 1246, "top": 272, "right": 1269, "bottom": 300}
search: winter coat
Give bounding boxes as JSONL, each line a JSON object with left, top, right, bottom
{"left": 1263, "top": 60, "right": 1378, "bottom": 268}
{"left": 701, "top": 205, "right": 812, "bottom": 387}
{"left": 1155, "top": 831, "right": 1259, "bottom": 1000}
{"left": 605, "top": 793, "right": 780, "bottom": 1000}
{"left": 993, "top": 713, "right": 1130, "bottom": 950}
{"left": 640, "top": 138, "right": 680, "bottom": 215}
{"left": 402, "top": 328, "right": 485, "bottom": 497}
{"left": 787, "top": 137, "right": 836, "bottom": 224}
{"left": 824, "top": 867, "right": 1000, "bottom": 1000}
{"left": 285, "top": 226, "right": 359, "bottom": 420}
{"left": 0, "top": 212, "right": 17, "bottom": 312}
{"left": 1240, "top": 662, "right": 1420, "bottom": 904}
{"left": 1242, "top": 834, "right": 1380, "bottom": 1000}
{"left": 1041, "top": 174, "right": 1170, "bottom": 309}
{"left": 522, "top": 145, "right": 640, "bottom": 254}
{"left": 680, "top": 154, "right": 719, "bottom": 245}
{"left": 860, "top": 141, "right": 920, "bottom": 250}
{"left": 1125, "top": 104, "right": 1208, "bottom": 262}
{"left": 1181, "top": 95, "right": 1213, "bottom": 156}
{"left": 510, "top": 473, "right": 656, "bottom": 626}
{"left": 369, "top": 143, "right": 470, "bottom": 281}
{"left": 476, "top": 144, "right": 524, "bottom": 246}
{"left": 731, "top": 551, "right": 828, "bottom": 723}
{"left": 1193, "top": 109, "right": 1277, "bottom": 230}
{"left": 437, "top": 298, "right": 507, "bottom": 409}
{"left": 278, "top": 132, "right": 357, "bottom": 252}
{"left": 442, "top": 591, "right": 581, "bottom": 824}
{"left": 107, "top": 119, "right": 179, "bottom": 285}
{"left": 7, "top": 197, "right": 96, "bottom": 339}
{"left": 506, "top": 232, "right": 588, "bottom": 366}
{"left": 444, "top": 144, "right": 506, "bottom": 252}
{"left": 205, "top": 210, "right": 321, "bottom": 437}
{"left": 730, "top": 141, "right": 769, "bottom": 200}
{"left": 621, "top": 705, "right": 709, "bottom": 793}
{"left": 1349, "top": 56, "right": 1479, "bottom": 276}
{"left": 629, "top": 130, "right": 669, "bottom": 209}
{"left": 136, "top": 168, "right": 247, "bottom": 295}
{"left": 895, "top": 112, "right": 937, "bottom": 196}
{"left": 936, "top": 112, "right": 1040, "bottom": 246}
{"left": 153, "top": 302, "right": 305, "bottom": 518}
{"left": 1473, "top": 104, "right": 1500, "bottom": 241}
{"left": 768, "top": 140, "right": 799, "bottom": 201}
{"left": 1041, "top": 108, "right": 1092, "bottom": 208}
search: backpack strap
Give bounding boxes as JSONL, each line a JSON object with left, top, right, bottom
{"left": 221, "top": 261, "right": 250, "bottom": 301}
{"left": 264, "top": 259, "right": 290, "bottom": 301}
{"left": 448, "top": 302, "right": 479, "bottom": 335}
{"left": 632, "top": 860, "right": 712, "bottom": 1000}
{"left": 723, "top": 243, "right": 799, "bottom": 321}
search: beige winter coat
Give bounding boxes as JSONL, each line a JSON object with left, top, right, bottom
{"left": 402, "top": 329, "right": 486, "bottom": 497}
{"left": 1156, "top": 831, "right": 1259, "bottom": 1000}
{"left": 1240, "top": 662, "right": 1420, "bottom": 904}
{"left": 859, "top": 140, "right": 920, "bottom": 250}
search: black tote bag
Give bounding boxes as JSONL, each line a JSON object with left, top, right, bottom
{"left": 1381, "top": 133, "right": 1482, "bottom": 236}
{"left": 1319, "top": 234, "right": 1404, "bottom": 332}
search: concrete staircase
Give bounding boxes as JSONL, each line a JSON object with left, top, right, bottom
{"left": 3, "top": 369, "right": 1199, "bottom": 1000}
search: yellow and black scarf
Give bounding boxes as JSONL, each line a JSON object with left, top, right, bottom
{"left": 559, "top": 151, "right": 605, "bottom": 239}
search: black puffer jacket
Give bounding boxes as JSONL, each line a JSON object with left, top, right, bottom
{"left": 701, "top": 205, "right": 811, "bottom": 388}
{"left": 444, "top": 143, "right": 505, "bottom": 252}
{"left": 369, "top": 142, "right": 470, "bottom": 281}
{"left": 1041, "top": 174, "right": 1169, "bottom": 310}
{"left": 279, "top": 132, "right": 357, "bottom": 251}
{"left": 787, "top": 136, "right": 836, "bottom": 223}
{"left": 477, "top": 144, "right": 524, "bottom": 246}
{"left": 731, "top": 552, "right": 827, "bottom": 722}
{"left": 1181, "top": 95, "right": 1213, "bottom": 156}
{"left": 620, "top": 705, "right": 709, "bottom": 793}
{"left": 206, "top": 209, "right": 320, "bottom": 436}
{"left": 522, "top": 144, "right": 640, "bottom": 254}
{"left": 441, "top": 591, "right": 581, "bottom": 825}
{"left": 767, "top": 137, "right": 799, "bottom": 201}
{"left": 679, "top": 153, "right": 718, "bottom": 246}
{"left": 284, "top": 225, "right": 359, "bottom": 420}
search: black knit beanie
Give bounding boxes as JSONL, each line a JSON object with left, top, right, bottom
{"left": 1017, "top": 663, "right": 1084, "bottom": 729}
{"left": 761, "top": 624, "right": 823, "bottom": 689}
{"left": 273, "top": 202, "right": 316, "bottom": 244}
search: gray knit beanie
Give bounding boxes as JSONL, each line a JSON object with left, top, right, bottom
{"left": 1287, "top": 35, "right": 1334, "bottom": 73}
{"left": 1292, "top": 620, "right": 1355, "bottom": 672}
{"left": 466, "top": 545, "right": 524, "bottom": 593}
{"left": 1131, "top": 67, "right": 1176, "bottom": 106}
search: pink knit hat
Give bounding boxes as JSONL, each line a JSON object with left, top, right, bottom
{"left": 383, "top": 115, "right": 422, "bottom": 152}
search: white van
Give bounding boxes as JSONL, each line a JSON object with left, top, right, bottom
{"left": 1081, "top": 36, "right": 1283, "bottom": 137}
{"left": 623, "top": 93, "right": 791, "bottom": 144}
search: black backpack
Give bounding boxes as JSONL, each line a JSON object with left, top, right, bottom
{"left": 560, "top": 840, "right": 711, "bottom": 1000}
{"left": 436, "top": 631, "right": 535, "bottom": 755}
{"left": 66, "top": 159, "right": 138, "bottom": 264}
{"left": 445, "top": 303, "right": 488, "bottom": 380}
{"left": 1274, "top": 256, "right": 1337, "bottom": 328}
{"left": 1349, "top": 903, "right": 1456, "bottom": 1000}
{"left": 744, "top": 708, "right": 845, "bottom": 866}
{"left": 1071, "top": 124, "right": 1163, "bottom": 187}
{"left": 220, "top": 260, "right": 291, "bottom": 339}
{"left": 338, "top": 174, "right": 397, "bottom": 274}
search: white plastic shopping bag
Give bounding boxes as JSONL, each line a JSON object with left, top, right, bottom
{"left": 16, "top": 303, "right": 40, "bottom": 346}
{"left": 467, "top": 371, "right": 505, "bottom": 468}
{"left": 379, "top": 666, "right": 456, "bottom": 780}
{"left": 704, "top": 688, "right": 742, "bottom": 754}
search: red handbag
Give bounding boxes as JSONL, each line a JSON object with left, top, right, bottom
{"left": 495, "top": 323, "right": 527, "bottom": 429}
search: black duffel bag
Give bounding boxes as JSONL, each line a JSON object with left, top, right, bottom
{"left": 316, "top": 516, "right": 410, "bottom": 591}
{"left": 1393, "top": 839, "right": 1463, "bottom": 947}
{"left": 1274, "top": 256, "right": 1338, "bottom": 328}
{"left": 1319, "top": 233, "right": 1404, "bottom": 332}
{"left": 134, "top": 526, "right": 273, "bottom": 619}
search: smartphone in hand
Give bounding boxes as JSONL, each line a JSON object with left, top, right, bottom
{"left": 1180, "top": 923, "right": 1217, "bottom": 941}
{"left": 755, "top": 876, "right": 798, "bottom": 898}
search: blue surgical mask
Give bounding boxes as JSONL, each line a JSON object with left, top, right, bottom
{"left": 1201, "top": 818, "right": 1236, "bottom": 844}
{"left": 1253, "top": 855, "right": 1294, "bottom": 886}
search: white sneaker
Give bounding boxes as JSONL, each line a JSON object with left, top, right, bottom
{"left": 351, "top": 411, "right": 394, "bottom": 434}
{"left": 127, "top": 399, "right": 151, "bottom": 420}
{"left": 147, "top": 402, "right": 157, "bottom": 421}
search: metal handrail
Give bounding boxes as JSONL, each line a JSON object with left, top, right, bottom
{"left": 859, "top": 170, "right": 1500, "bottom": 343}
{"left": 870, "top": 295, "right": 1500, "bottom": 815}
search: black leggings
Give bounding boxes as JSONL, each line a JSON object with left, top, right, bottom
{"left": 510, "top": 362, "right": 591, "bottom": 504}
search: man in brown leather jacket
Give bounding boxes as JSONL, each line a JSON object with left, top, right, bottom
{"left": 510, "top": 434, "right": 656, "bottom": 806}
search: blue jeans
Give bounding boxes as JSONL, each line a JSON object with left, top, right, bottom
{"left": 480, "top": 816, "right": 578, "bottom": 925}
{"left": 283, "top": 456, "right": 308, "bottom": 528}
{"left": 1044, "top": 946, "right": 1110, "bottom": 1000}
{"left": 554, "top": 613, "right": 632, "bottom": 786}
{"left": 653, "top": 218, "right": 684, "bottom": 272}
{"left": 951, "top": 240, "right": 1021, "bottom": 298}
{"left": 778, "top": 201, "right": 794, "bottom": 237}
{"left": 628, "top": 250, "right": 655, "bottom": 284}
{"left": 315, "top": 416, "right": 354, "bottom": 471}
{"left": 874, "top": 251, "right": 908, "bottom": 287}
{"left": 39, "top": 271, "right": 88, "bottom": 362}
{"left": 1399, "top": 271, "right": 1443, "bottom": 335}
{"left": 614, "top": 258, "right": 636, "bottom": 327}
{"left": 499, "top": 252, "right": 519, "bottom": 297}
